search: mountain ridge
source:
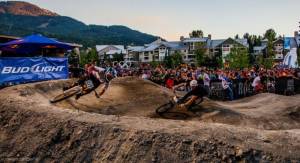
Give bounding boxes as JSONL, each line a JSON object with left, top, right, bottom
{"left": 0, "top": 1, "right": 158, "bottom": 46}
{"left": 0, "top": 1, "right": 58, "bottom": 16}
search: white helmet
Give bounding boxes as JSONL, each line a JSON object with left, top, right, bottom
{"left": 190, "top": 80, "right": 198, "bottom": 87}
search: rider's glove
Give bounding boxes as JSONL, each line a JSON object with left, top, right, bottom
{"left": 179, "top": 104, "right": 186, "bottom": 109}
{"left": 173, "top": 96, "right": 179, "bottom": 103}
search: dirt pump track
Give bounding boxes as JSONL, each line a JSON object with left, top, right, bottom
{"left": 0, "top": 77, "right": 299, "bottom": 162}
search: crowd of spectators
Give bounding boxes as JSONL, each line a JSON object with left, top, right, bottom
{"left": 98, "top": 63, "right": 300, "bottom": 100}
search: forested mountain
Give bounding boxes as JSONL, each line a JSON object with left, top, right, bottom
{"left": 0, "top": 1, "right": 158, "bottom": 46}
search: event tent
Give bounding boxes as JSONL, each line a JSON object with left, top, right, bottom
{"left": 0, "top": 34, "right": 74, "bottom": 57}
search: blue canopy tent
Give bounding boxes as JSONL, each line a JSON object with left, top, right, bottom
{"left": 0, "top": 34, "right": 74, "bottom": 57}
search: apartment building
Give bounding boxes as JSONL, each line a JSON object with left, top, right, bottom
{"left": 253, "top": 32, "right": 300, "bottom": 62}
{"left": 96, "top": 45, "right": 126, "bottom": 61}
{"left": 98, "top": 36, "right": 249, "bottom": 64}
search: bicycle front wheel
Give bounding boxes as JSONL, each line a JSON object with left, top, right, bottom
{"left": 156, "top": 102, "right": 174, "bottom": 114}
{"left": 50, "top": 87, "right": 81, "bottom": 103}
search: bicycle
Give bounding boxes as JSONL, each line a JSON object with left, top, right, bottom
{"left": 156, "top": 90, "right": 204, "bottom": 117}
{"left": 50, "top": 69, "right": 112, "bottom": 103}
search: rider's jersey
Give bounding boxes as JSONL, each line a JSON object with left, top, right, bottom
{"left": 94, "top": 66, "right": 106, "bottom": 73}
{"left": 105, "top": 67, "right": 117, "bottom": 77}
{"left": 86, "top": 73, "right": 101, "bottom": 89}
{"left": 188, "top": 85, "right": 208, "bottom": 98}
{"left": 177, "top": 84, "right": 207, "bottom": 104}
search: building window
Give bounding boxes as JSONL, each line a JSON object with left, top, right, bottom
{"left": 144, "top": 57, "right": 149, "bottom": 60}
{"left": 222, "top": 45, "right": 230, "bottom": 51}
{"left": 188, "top": 55, "right": 195, "bottom": 59}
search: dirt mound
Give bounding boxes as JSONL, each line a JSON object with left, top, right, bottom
{"left": 52, "top": 77, "right": 173, "bottom": 117}
{"left": 38, "top": 77, "right": 300, "bottom": 130}
{"left": 0, "top": 77, "right": 300, "bottom": 162}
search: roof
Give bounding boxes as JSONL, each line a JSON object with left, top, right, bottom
{"left": 253, "top": 45, "right": 266, "bottom": 51}
{"left": 163, "top": 41, "right": 188, "bottom": 50}
{"left": 234, "top": 39, "right": 249, "bottom": 47}
{"left": 96, "top": 45, "right": 126, "bottom": 55}
{"left": 142, "top": 44, "right": 161, "bottom": 51}
{"left": 142, "top": 40, "right": 188, "bottom": 52}
{"left": 96, "top": 45, "right": 125, "bottom": 52}
{"left": 0, "top": 35, "right": 20, "bottom": 40}
{"left": 182, "top": 37, "right": 209, "bottom": 43}
{"left": 127, "top": 46, "right": 144, "bottom": 52}
{"left": 105, "top": 49, "right": 124, "bottom": 55}
{"left": 66, "top": 43, "right": 83, "bottom": 48}
{"left": 210, "top": 39, "right": 225, "bottom": 48}
{"left": 144, "top": 38, "right": 164, "bottom": 46}
{"left": 208, "top": 38, "right": 248, "bottom": 48}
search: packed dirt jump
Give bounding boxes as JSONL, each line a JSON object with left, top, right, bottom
{"left": 0, "top": 77, "right": 299, "bottom": 162}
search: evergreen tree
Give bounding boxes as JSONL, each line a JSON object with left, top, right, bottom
{"left": 189, "top": 30, "right": 204, "bottom": 38}
{"left": 195, "top": 49, "right": 205, "bottom": 66}
{"left": 257, "top": 55, "right": 273, "bottom": 69}
{"left": 163, "top": 52, "right": 183, "bottom": 68}
{"left": 79, "top": 48, "right": 99, "bottom": 66}
{"left": 235, "top": 34, "right": 239, "bottom": 39}
{"left": 264, "top": 29, "right": 277, "bottom": 42}
{"left": 225, "top": 46, "right": 249, "bottom": 69}
{"left": 112, "top": 53, "right": 124, "bottom": 62}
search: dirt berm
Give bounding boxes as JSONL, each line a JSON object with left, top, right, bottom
{"left": 0, "top": 77, "right": 299, "bottom": 162}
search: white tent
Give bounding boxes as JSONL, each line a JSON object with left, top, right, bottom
{"left": 283, "top": 48, "right": 298, "bottom": 68}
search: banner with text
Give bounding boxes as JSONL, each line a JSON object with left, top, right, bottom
{"left": 0, "top": 57, "right": 68, "bottom": 84}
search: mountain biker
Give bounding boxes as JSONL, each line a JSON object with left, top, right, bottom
{"left": 63, "top": 63, "right": 111, "bottom": 100}
{"left": 172, "top": 80, "right": 208, "bottom": 110}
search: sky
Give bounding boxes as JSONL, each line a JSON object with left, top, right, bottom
{"left": 9, "top": 0, "right": 300, "bottom": 40}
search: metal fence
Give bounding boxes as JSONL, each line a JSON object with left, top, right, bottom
{"left": 209, "top": 77, "right": 299, "bottom": 100}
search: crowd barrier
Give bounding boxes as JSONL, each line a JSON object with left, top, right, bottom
{"left": 209, "top": 77, "right": 299, "bottom": 100}
{"left": 151, "top": 77, "right": 299, "bottom": 100}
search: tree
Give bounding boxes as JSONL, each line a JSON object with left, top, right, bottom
{"left": 79, "top": 48, "right": 99, "bottom": 66}
{"left": 112, "top": 53, "right": 124, "bottom": 62}
{"left": 216, "top": 56, "right": 223, "bottom": 68}
{"left": 264, "top": 29, "right": 276, "bottom": 42}
{"left": 235, "top": 34, "right": 239, "bottom": 39}
{"left": 257, "top": 55, "right": 273, "bottom": 69}
{"left": 195, "top": 49, "right": 205, "bottom": 66}
{"left": 68, "top": 50, "right": 80, "bottom": 67}
{"left": 163, "top": 52, "right": 183, "bottom": 68}
{"left": 189, "top": 30, "right": 204, "bottom": 38}
{"left": 265, "top": 40, "right": 275, "bottom": 58}
{"left": 243, "top": 33, "right": 250, "bottom": 39}
{"left": 263, "top": 29, "right": 276, "bottom": 58}
{"left": 150, "top": 61, "right": 160, "bottom": 67}
{"left": 225, "top": 46, "right": 249, "bottom": 69}
{"left": 172, "top": 52, "right": 183, "bottom": 67}
{"left": 195, "top": 42, "right": 206, "bottom": 66}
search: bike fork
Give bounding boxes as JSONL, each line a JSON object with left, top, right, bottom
{"left": 94, "top": 90, "right": 100, "bottom": 98}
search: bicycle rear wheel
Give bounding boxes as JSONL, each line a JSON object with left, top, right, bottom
{"left": 156, "top": 102, "right": 174, "bottom": 114}
{"left": 50, "top": 87, "right": 81, "bottom": 103}
{"left": 194, "top": 97, "right": 204, "bottom": 105}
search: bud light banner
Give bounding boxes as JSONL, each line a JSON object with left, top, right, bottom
{"left": 0, "top": 57, "right": 68, "bottom": 84}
